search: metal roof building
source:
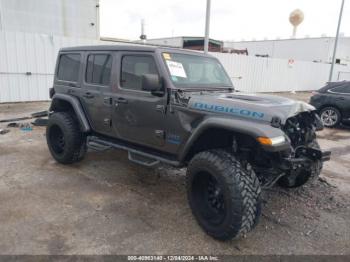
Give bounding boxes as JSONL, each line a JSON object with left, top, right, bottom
{"left": 224, "top": 37, "right": 350, "bottom": 64}
{"left": 141, "top": 36, "right": 224, "bottom": 52}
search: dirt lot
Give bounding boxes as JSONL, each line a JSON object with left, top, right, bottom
{"left": 0, "top": 92, "right": 350, "bottom": 255}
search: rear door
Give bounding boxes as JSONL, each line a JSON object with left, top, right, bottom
{"left": 111, "top": 52, "right": 168, "bottom": 149}
{"left": 80, "top": 51, "right": 114, "bottom": 136}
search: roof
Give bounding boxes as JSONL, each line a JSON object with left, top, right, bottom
{"left": 60, "top": 45, "right": 158, "bottom": 52}
{"left": 182, "top": 36, "right": 223, "bottom": 45}
{"left": 59, "top": 44, "right": 212, "bottom": 57}
{"left": 225, "top": 36, "right": 350, "bottom": 44}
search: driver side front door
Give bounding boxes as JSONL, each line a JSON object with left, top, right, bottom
{"left": 111, "top": 53, "right": 167, "bottom": 149}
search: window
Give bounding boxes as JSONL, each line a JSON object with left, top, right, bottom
{"left": 57, "top": 54, "right": 81, "bottom": 82}
{"left": 330, "top": 84, "right": 350, "bottom": 94}
{"left": 86, "top": 54, "right": 112, "bottom": 85}
{"left": 120, "top": 55, "right": 159, "bottom": 90}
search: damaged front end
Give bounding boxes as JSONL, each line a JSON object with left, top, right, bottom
{"left": 281, "top": 111, "right": 331, "bottom": 167}
{"left": 259, "top": 111, "right": 331, "bottom": 188}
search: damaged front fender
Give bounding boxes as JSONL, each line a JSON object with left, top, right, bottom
{"left": 178, "top": 116, "right": 290, "bottom": 162}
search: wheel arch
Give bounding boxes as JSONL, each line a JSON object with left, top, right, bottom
{"left": 50, "top": 93, "right": 90, "bottom": 132}
{"left": 179, "top": 117, "right": 285, "bottom": 163}
{"left": 319, "top": 104, "right": 343, "bottom": 116}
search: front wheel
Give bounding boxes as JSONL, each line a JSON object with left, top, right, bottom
{"left": 186, "top": 149, "right": 261, "bottom": 240}
{"left": 46, "top": 112, "right": 87, "bottom": 164}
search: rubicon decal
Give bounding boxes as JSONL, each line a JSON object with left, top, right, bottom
{"left": 192, "top": 102, "right": 265, "bottom": 119}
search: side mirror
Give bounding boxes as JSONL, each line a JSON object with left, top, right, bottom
{"left": 141, "top": 74, "right": 163, "bottom": 93}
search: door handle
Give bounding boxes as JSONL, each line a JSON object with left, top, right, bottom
{"left": 83, "top": 92, "right": 94, "bottom": 99}
{"left": 115, "top": 97, "right": 128, "bottom": 104}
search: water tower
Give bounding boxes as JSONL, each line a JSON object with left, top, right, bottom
{"left": 289, "top": 9, "right": 304, "bottom": 38}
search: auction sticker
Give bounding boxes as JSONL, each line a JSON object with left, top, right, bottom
{"left": 166, "top": 60, "right": 187, "bottom": 78}
{"left": 163, "top": 53, "right": 171, "bottom": 60}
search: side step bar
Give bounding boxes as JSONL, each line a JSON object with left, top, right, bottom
{"left": 128, "top": 152, "right": 160, "bottom": 167}
{"left": 87, "top": 136, "right": 180, "bottom": 167}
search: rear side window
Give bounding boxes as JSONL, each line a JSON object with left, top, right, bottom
{"left": 330, "top": 84, "right": 350, "bottom": 94}
{"left": 120, "top": 55, "right": 159, "bottom": 90}
{"left": 57, "top": 54, "right": 81, "bottom": 82}
{"left": 86, "top": 54, "right": 112, "bottom": 86}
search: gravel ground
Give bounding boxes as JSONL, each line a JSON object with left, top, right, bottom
{"left": 0, "top": 93, "right": 349, "bottom": 255}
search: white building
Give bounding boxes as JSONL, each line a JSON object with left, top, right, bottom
{"left": 224, "top": 37, "right": 350, "bottom": 65}
{"left": 0, "top": 0, "right": 117, "bottom": 103}
{"left": 0, "top": 0, "right": 100, "bottom": 38}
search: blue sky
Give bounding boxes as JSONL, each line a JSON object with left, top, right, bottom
{"left": 100, "top": 0, "right": 349, "bottom": 41}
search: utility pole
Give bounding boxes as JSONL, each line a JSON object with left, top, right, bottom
{"left": 329, "top": 0, "right": 345, "bottom": 82}
{"left": 204, "top": 0, "right": 211, "bottom": 54}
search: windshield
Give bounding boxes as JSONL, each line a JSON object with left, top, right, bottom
{"left": 162, "top": 52, "right": 233, "bottom": 88}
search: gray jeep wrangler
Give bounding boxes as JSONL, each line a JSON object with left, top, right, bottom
{"left": 47, "top": 45, "right": 330, "bottom": 240}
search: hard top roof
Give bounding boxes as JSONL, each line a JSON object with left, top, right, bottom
{"left": 60, "top": 44, "right": 211, "bottom": 57}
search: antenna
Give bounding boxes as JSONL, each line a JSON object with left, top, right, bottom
{"left": 140, "top": 19, "right": 147, "bottom": 43}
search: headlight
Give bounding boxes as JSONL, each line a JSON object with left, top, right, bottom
{"left": 257, "top": 136, "right": 286, "bottom": 146}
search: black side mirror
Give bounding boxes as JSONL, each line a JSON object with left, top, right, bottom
{"left": 141, "top": 74, "right": 163, "bottom": 93}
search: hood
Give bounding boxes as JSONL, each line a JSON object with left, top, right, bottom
{"left": 187, "top": 92, "right": 315, "bottom": 124}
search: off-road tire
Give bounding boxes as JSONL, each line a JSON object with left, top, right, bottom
{"left": 186, "top": 149, "right": 261, "bottom": 240}
{"left": 319, "top": 106, "right": 341, "bottom": 128}
{"left": 46, "top": 112, "right": 86, "bottom": 164}
{"left": 278, "top": 140, "right": 322, "bottom": 188}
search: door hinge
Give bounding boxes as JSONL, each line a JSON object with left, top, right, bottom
{"left": 103, "top": 118, "right": 112, "bottom": 127}
{"left": 155, "top": 130, "right": 165, "bottom": 139}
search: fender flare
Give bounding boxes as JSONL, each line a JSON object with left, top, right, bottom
{"left": 178, "top": 116, "right": 289, "bottom": 162}
{"left": 49, "top": 93, "right": 91, "bottom": 132}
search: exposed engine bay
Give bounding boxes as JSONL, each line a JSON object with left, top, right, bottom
{"left": 283, "top": 111, "right": 323, "bottom": 148}
{"left": 250, "top": 112, "right": 330, "bottom": 188}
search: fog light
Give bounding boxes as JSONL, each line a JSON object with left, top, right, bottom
{"left": 257, "top": 136, "right": 286, "bottom": 146}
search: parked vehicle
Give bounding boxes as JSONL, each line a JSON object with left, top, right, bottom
{"left": 46, "top": 45, "right": 330, "bottom": 240}
{"left": 310, "top": 81, "right": 350, "bottom": 127}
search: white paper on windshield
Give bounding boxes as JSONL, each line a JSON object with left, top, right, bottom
{"left": 166, "top": 60, "right": 187, "bottom": 78}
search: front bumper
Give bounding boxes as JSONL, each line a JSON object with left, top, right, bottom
{"left": 281, "top": 147, "right": 331, "bottom": 170}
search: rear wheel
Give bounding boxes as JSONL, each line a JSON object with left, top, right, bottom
{"left": 46, "top": 112, "right": 86, "bottom": 164}
{"left": 186, "top": 149, "right": 261, "bottom": 240}
{"left": 319, "top": 106, "right": 341, "bottom": 127}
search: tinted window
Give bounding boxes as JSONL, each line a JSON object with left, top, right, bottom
{"left": 121, "top": 56, "right": 158, "bottom": 90}
{"left": 86, "top": 54, "right": 112, "bottom": 85}
{"left": 57, "top": 54, "right": 81, "bottom": 82}
{"left": 330, "top": 84, "right": 350, "bottom": 94}
{"left": 319, "top": 81, "right": 350, "bottom": 93}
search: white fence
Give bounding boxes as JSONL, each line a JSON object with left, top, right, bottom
{"left": 1, "top": 30, "right": 350, "bottom": 102}
{"left": 211, "top": 53, "right": 350, "bottom": 93}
